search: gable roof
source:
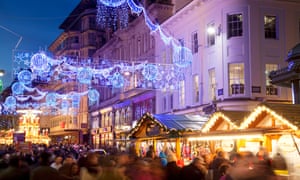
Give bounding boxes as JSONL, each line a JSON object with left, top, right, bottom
{"left": 201, "top": 111, "right": 250, "bottom": 133}
{"left": 240, "top": 103, "right": 300, "bottom": 130}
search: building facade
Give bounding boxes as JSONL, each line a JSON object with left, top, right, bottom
{"left": 47, "top": 0, "right": 107, "bottom": 144}
{"left": 90, "top": 0, "right": 173, "bottom": 148}
{"left": 46, "top": 0, "right": 300, "bottom": 147}
{"left": 154, "top": 0, "right": 300, "bottom": 115}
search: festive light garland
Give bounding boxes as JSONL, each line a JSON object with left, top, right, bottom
{"left": 96, "top": 0, "right": 193, "bottom": 68}
{"left": 4, "top": 50, "right": 190, "bottom": 115}
{"left": 3, "top": 0, "right": 195, "bottom": 115}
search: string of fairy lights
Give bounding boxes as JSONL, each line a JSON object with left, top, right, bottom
{"left": 0, "top": 0, "right": 194, "bottom": 115}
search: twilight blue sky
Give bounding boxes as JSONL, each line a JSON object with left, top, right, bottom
{"left": 0, "top": 0, "right": 80, "bottom": 89}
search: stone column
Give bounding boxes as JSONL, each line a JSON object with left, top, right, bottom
{"left": 291, "top": 80, "right": 300, "bottom": 104}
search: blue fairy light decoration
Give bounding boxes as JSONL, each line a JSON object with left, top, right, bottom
{"left": 4, "top": 96, "right": 17, "bottom": 110}
{"left": 97, "top": 0, "right": 129, "bottom": 31}
{"left": 173, "top": 46, "right": 193, "bottom": 68}
{"left": 97, "top": 0, "right": 126, "bottom": 7}
{"left": 18, "top": 70, "right": 32, "bottom": 85}
{"left": 110, "top": 72, "right": 125, "bottom": 88}
{"left": 77, "top": 67, "right": 93, "bottom": 84}
{"left": 46, "top": 92, "right": 57, "bottom": 107}
{"left": 30, "top": 52, "right": 49, "bottom": 71}
{"left": 142, "top": 64, "right": 158, "bottom": 81}
{"left": 88, "top": 89, "right": 100, "bottom": 102}
{"left": 11, "top": 82, "right": 25, "bottom": 95}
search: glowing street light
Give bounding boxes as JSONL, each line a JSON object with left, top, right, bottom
{"left": 0, "top": 69, "right": 4, "bottom": 77}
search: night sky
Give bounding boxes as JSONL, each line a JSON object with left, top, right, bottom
{"left": 0, "top": 0, "right": 80, "bottom": 89}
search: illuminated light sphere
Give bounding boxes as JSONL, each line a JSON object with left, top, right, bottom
{"left": 4, "top": 96, "right": 17, "bottom": 108}
{"left": 142, "top": 64, "right": 158, "bottom": 81}
{"left": 30, "top": 52, "right": 48, "bottom": 71}
{"left": 72, "top": 94, "right": 80, "bottom": 108}
{"left": 88, "top": 89, "right": 100, "bottom": 102}
{"left": 97, "top": 0, "right": 126, "bottom": 7}
{"left": 173, "top": 46, "right": 193, "bottom": 68}
{"left": 110, "top": 72, "right": 125, "bottom": 88}
{"left": 77, "top": 68, "right": 93, "bottom": 84}
{"left": 12, "top": 82, "right": 25, "bottom": 95}
{"left": 46, "top": 92, "right": 57, "bottom": 107}
{"left": 18, "top": 70, "right": 32, "bottom": 85}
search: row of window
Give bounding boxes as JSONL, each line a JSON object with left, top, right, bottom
{"left": 90, "top": 98, "right": 155, "bottom": 129}
{"left": 190, "top": 14, "right": 278, "bottom": 50}
{"left": 162, "top": 63, "right": 278, "bottom": 110}
{"left": 208, "top": 63, "right": 278, "bottom": 98}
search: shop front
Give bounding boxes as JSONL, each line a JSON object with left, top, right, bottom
{"left": 90, "top": 110, "right": 100, "bottom": 148}
{"left": 99, "top": 126, "right": 114, "bottom": 147}
{"left": 50, "top": 129, "right": 81, "bottom": 144}
{"left": 128, "top": 112, "right": 208, "bottom": 163}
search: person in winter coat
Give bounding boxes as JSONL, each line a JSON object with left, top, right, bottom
{"left": 180, "top": 157, "right": 207, "bottom": 180}
{"left": 165, "top": 150, "right": 181, "bottom": 180}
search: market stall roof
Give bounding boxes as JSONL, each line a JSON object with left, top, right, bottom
{"left": 202, "top": 111, "right": 251, "bottom": 133}
{"left": 128, "top": 113, "right": 209, "bottom": 138}
{"left": 152, "top": 114, "right": 208, "bottom": 131}
{"left": 240, "top": 103, "right": 300, "bottom": 131}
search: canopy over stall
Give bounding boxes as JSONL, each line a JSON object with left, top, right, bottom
{"left": 128, "top": 112, "right": 209, "bottom": 158}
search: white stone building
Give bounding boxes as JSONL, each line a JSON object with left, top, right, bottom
{"left": 154, "top": 0, "right": 300, "bottom": 115}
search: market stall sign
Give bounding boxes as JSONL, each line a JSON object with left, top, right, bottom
{"left": 146, "top": 124, "right": 160, "bottom": 136}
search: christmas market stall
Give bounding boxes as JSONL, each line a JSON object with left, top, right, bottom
{"left": 238, "top": 103, "right": 300, "bottom": 177}
{"left": 128, "top": 112, "right": 208, "bottom": 162}
{"left": 188, "top": 110, "right": 251, "bottom": 156}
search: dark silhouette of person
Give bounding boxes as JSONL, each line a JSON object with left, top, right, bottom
{"left": 0, "top": 155, "right": 30, "bottom": 180}
{"left": 30, "top": 152, "right": 61, "bottom": 180}
{"left": 180, "top": 157, "right": 207, "bottom": 180}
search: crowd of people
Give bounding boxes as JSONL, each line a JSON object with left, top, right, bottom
{"left": 0, "top": 143, "right": 288, "bottom": 180}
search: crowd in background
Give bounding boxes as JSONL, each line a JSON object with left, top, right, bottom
{"left": 0, "top": 143, "right": 288, "bottom": 180}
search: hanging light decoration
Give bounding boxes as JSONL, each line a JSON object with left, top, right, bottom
{"left": 4, "top": 96, "right": 17, "bottom": 111}
{"left": 12, "top": 82, "right": 25, "bottom": 95}
{"left": 30, "top": 52, "right": 49, "bottom": 71}
{"left": 46, "top": 92, "right": 57, "bottom": 107}
{"left": 18, "top": 70, "right": 32, "bottom": 85}
{"left": 97, "top": 0, "right": 129, "bottom": 31}
{"left": 77, "top": 67, "right": 93, "bottom": 84}
{"left": 88, "top": 89, "right": 100, "bottom": 102}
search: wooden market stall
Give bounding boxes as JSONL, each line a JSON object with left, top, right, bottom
{"left": 188, "top": 102, "right": 300, "bottom": 177}
{"left": 128, "top": 112, "right": 208, "bottom": 162}
{"left": 187, "top": 110, "right": 251, "bottom": 155}
{"left": 238, "top": 103, "right": 300, "bottom": 178}
{"left": 238, "top": 103, "right": 300, "bottom": 154}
